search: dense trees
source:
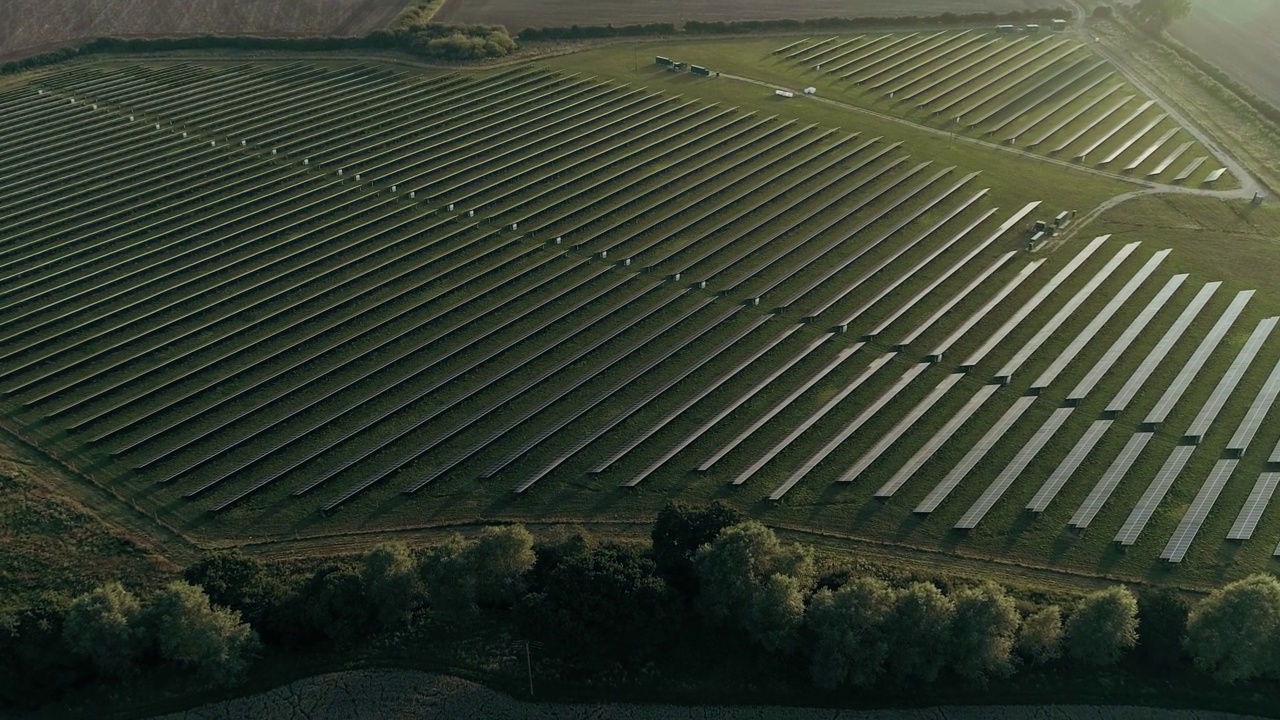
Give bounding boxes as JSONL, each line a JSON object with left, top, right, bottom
{"left": 146, "top": 582, "right": 260, "bottom": 685}
{"left": 13, "top": 510, "right": 1280, "bottom": 714}
{"left": 1017, "top": 605, "right": 1064, "bottom": 666}
{"left": 61, "top": 582, "right": 146, "bottom": 678}
{"left": 806, "top": 577, "right": 896, "bottom": 689}
{"left": 949, "top": 583, "right": 1020, "bottom": 680}
{"left": 1185, "top": 574, "right": 1280, "bottom": 683}
{"left": 1064, "top": 586, "right": 1140, "bottom": 667}
{"left": 652, "top": 500, "right": 744, "bottom": 592}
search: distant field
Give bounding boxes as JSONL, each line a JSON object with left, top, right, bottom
{"left": 1170, "top": 0, "right": 1280, "bottom": 109}
{"left": 0, "top": 0, "right": 406, "bottom": 60}
{"left": 433, "top": 0, "right": 1062, "bottom": 32}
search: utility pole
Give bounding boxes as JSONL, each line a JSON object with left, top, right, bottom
{"left": 524, "top": 640, "right": 534, "bottom": 697}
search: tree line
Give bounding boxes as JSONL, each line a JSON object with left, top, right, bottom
{"left": 5, "top": 503, "right": 1280, "bottom": 711}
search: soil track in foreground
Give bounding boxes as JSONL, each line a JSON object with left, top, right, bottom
{"left": 0, "top": 0, "right": 405, "bottom": 60}
{"left": 433, "top": 0, "right": 1060, "bottom": 31}
{"left": 147, "top": 669, "right": 1267, "bottom": 720}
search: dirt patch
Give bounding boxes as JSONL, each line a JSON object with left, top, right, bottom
{"left": 1170, "top": 0, "right": 1280, "bottom": 109}
{"left": 0, "top": 0, "right": 406, "bottom": 61}
{"left": 434, "top": 0, "right": 1061, "bottom": 32}
{"left": 145, "top": 668, "right": 1269, "bottom": 720}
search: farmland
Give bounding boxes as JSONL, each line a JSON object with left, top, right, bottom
{"left": 1, "top": 31, "right": 1279, "bottom": 592}
{"left": 1170, "top": 0, "right": 1280, "bottom": 109}
{"left": 433, "top": 0, "right": 1062, "bottom": 32}
{"left": 0, "top": 0, "right": 405, "bottom": 61}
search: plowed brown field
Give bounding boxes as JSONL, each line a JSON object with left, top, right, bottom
{"left": 433, "top": 0, "right": 1061, "bottom": 32}
{"left": 1170, "top": 0, "right": 1280, "bottom": 109}
{"left": 0, "top": 0, "right": 405, "bottom": 60}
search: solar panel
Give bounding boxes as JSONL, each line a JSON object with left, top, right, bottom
{"left": 1226, "top": 354, "right": 1280, "bottom": 455}
{"left": 851, "top": 201, "right": 1038, "bottom": 336}
{"left": 1143, "top": 289, "right": 1253, "bottom": 427}
{"left": 1027, "top": 417, "right": 1109, "bottom": 513}
{"left": 1032, "top": 249, "right": 1169, "bottom": 391}
{"left": 1067, "top": 273, "right": 1186, "bottom": 402}
{"left": 899, "top": 38, "right": 1020, "bottom": 103}
{"left": 801, "top": 36, "right": 864, "bottom": 64}
{"left": 589, "top": 312, "right": 776, "bottom": 476}
{"left": 869, "top": 33, "right": 979, "bottom": 91}
{"left": 1230, "top": 472, "right": 1280, "bottom": 540}
{"left": 1123, "top": 128, "right": 1178, "bottom": 171}
{"left": 999, "top": 66, "right": 1112, "bottom": 141}
{"left": 697, "top": 339, "right": 863, "bottom": 472}
{"left": 849, "top": 206, "right": 1008, "bottom": 335}
{"left": 958, "top": 405, "right": 1074, "bottom": 527}
{"left": 1074, "top": 100, "right": 1155, "bottom": 159}
{"left": 731, "top": 351, "right": 896, "bottom": 486}
{"left": 797, "top": 177, "right": 983, "bottom": 320}
{"left": 1173, "top": 156, "right": 1208, "bottom": 182}
{"left": 1048, "top": 94, "right": 1133, "bottom": 153}
{"left": 1161, "top": 459, "right": 1239, "bottom": 562}
{"left": 916, "top": 393, "right": 1036, "bottom": 513}
{"left": 1114, "top": 444, "right": 1197, "bottom": 545}
{"left": 1098, "top": 113, "right": 1166, "bottom": 165}
{"left": 1205, "top": 168, "right": 1228, "bottom": 183}
{"left": 875, "top": 383, "right": 1000, "bottom": 498}
{"left": 921, "top": 254, "right": 1034, "bottom": 360}
{"left": 1070, "top": 431, "right": 1153, "bottom": 528}
{"left": 1147, "top": 141, "right": 1193, "bottom": 177}
{"left": 994, "top": 242, "right": 1138, "bottom": 383}
{"left": 622, "top": 325, "right": 818, "bottom": 487}
{"left": 608, "top": 321, "right": 801, "bottom": 483}
{"left": 959, "top": 235, "right": 1108, "bottom": 371}
{"left": 969, "top": 56, "right": 1098, "bottom": 129}
{"left": 1027, "top": 86, "right": 1124, "bottom": 149}
{"left": 963, "top": 51, "right": 1090, "bottom": 127}
{"left": 850, "top": 32, "right": 949, "bottom": 83}
{"left": 840, "top": 372, "right": 965, "bottom": 484}
{"left": 786, "top": 36, "right": 834, "bottom": 59}
{"left": 499, "top": 301, "right": 742, "bottom": 489}
{"left": 769, "top": 361, "right": 931, "bottom": 500}
{"left": 1184, "top": 316, "right": 1276, "bottom": 443}
{"left": 784, "top": 169, "right": 974, "bottom": 314}
{"left": 1105, "top": 281, "right": 1220, "bottom": 414}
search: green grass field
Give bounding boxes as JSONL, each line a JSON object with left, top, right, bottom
{"left": 1, "top": 40, "right": 1279, "bottom": 592}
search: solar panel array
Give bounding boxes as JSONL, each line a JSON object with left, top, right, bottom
{"left": 769, "top": 361, "right": 929, "bottom": 500}
{"left": 876, "top": 383, "right": 1000, "bottom": 497}
{"left": 1229, "top": 472, "right": 1280, "bottom": 541}
{"left": 1106, "top": 281, "right": 1220, "bottom": 414}
{"left": 916, "top": 394, "right": 1036, "bottom": 513}
{"left": 1032, "top": 249, "right": 1169, "bottom": 391}
{"left": 1161, "top": 459, "right": 1239, "bottom": 562}
{"left": 959, "top": 405, "right": 1075, "bottom": 527}
{"left": 1114, "top": 444, "right": 1197, "bottom": 545}
{"left": 1142, "top": 289, "right": 1253, "bottom": 427}
{"left": 1067, "top": 273, "right": 1187, "bottom": 402}
{"left": 993, "top": 242, "right": 1138, "bottom": 384}
{"left": 732, "top": 351, "right": 895, "bottom": 486}
{"left": 1071, "top": 432, "right": 1154, "bottom": 528}
{"left": 1028, "top": 418, "right": 1111, "bottom": 513}
{"left": 843, "top": 373, "right": 966, "bottom": 485}
{"left": 1184, "top": 316, "right": 1276, "bottom": 443}
{"left": 1229, "top": 356, "right": 1280, "bottom": 455}
{"left": 959, "top": 236, "right": 1108, "bottom": 370}
{"left": 924, "top": 256, "right": 1037, "bottom": 361}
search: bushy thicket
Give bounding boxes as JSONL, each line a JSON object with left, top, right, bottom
{"left": 8, "top": 506, "right": 1280, "bottom": 712}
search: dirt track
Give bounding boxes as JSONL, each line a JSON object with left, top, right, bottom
{"left": 434, "top": 0, "right": 1061, "bottom": 32}
{"left": 146, "top": 669, "right": 1268, "bottom": 720}
{"left": 0, "top": 0, "right": 405, "bottom": 61}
